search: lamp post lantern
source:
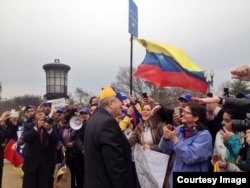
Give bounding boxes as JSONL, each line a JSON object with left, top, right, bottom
{"left": 43, "top": 59, "right": 71, "bottom": 100}
{"left": 204, "top": 69, "right": 215, "bottom": 94}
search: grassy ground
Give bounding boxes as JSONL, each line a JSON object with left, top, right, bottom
{"left": 2, "top": 160, "right": 22, "bottom": 188}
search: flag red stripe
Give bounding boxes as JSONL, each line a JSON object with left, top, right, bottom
{"left": 4, "top": 139, "right": 24, "bottom": 167}
{"left": 134, "top": 64, "right": 207, "bottom": 93}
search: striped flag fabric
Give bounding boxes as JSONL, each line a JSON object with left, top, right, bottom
{"left": 4, "top": 139, "right": 24, "bottom": 167}
{"left": 134, "top": 38, "right": 208, "bottom": 93}
{"left": 55, "top": 155, "right": 67, "bottom": 182}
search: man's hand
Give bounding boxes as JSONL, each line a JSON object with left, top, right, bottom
{"left": 151, "top": 105, "right": 161, "bottom": 116}
{"left": 43, "top": 122, "right": 52, "bottom": 130}
{"left": 231, "top": 65, "right": 250, "bottom": 81}
{"left": 66, "top": 142, "right": 73, "bottom": 148}
{"left": 0, "top": 111, "right": 10, "bottom": 124}
{"left": 61, "top": 146, "right": 66, "bottom": 152}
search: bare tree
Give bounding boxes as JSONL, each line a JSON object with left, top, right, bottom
{"left": 0, "top": 95, "right": 43, "bottom": 114}
{"left": 111, "top": 66, "right": 149, "bottom": 98}
{"left": 66, "top": 92, "right": 75, "bottom": 106}
{"left": 74, "top": 88, "right": 93, "bottom": 107}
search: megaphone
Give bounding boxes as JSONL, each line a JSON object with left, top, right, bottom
{"left": 69, "top": 116, "right": 83, "bottom": 130}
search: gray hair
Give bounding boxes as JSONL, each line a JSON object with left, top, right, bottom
{"left": 98, "top": 96, "right": 118, "bottom": 108}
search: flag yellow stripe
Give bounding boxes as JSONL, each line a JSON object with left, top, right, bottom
{"left": 135, "top": 38, "right": 203, "bottom": 72}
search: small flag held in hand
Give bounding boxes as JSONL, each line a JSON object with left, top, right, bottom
{"left": 56, "top": 152, "right": 67, "bottom": 182}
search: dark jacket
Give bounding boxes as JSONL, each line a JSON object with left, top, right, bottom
{"left": 57, "top": 125, "right": 78, "bottom": 158}
{"left": 0, "top": 119, "right": 19, "bottom": 188}
{"left": 84, "top": 108, "right": 135, "bottom": 188}
{"left": 0, "top": 119, "right": 19, "bottom": 164}
{"left": 22, "top": 121, "right": 58, "bottom": 173}
{"left": 224, "top": 98, "right": 250, "bottom": 112}
{"left": 75, "top": 120, "right": 87, "bottom": 153}
{"left": 0, "top": 119, "right": 18, "bottom": 162}
{"left": 239, "top": 145, "right": 250, "bottom": 171}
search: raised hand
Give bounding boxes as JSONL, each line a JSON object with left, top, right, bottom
{"left": 231, "top": 65, "right": 250, "bottom": 81}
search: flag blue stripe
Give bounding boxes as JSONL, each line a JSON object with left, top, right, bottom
{"left": 142, "top": 51, "right": 206, "bottom": 81}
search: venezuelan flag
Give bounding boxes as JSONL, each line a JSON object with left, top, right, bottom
{"left": 56, "top": 157, "right": 67, "bottom": 182}
{"left": 134, "top": 38, "right": 208, "bottom": 93}
{"left": 4, "top": 139, "right": 24, "bottom": 167}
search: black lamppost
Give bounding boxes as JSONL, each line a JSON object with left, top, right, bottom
{"left": 204, "top": 69, "right": 215, "bottom": 93}
{"left": 43, "top": 59, "right": 71, "bottom": 100}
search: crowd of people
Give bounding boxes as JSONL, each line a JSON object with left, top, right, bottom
{"left": 0, "top": 64, "right": 250, "bottom": 188}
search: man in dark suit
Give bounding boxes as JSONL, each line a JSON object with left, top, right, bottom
{"left": 22, "top": 111, "right": 58, "bottom": 188}
{"left": 84, "top": 86, "right": 135, "bottom": 188}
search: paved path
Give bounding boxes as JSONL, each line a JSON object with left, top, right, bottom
{"left": 2, "top": 160, "right": 22, "bottom": 188}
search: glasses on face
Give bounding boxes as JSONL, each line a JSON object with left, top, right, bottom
{"left": 182, "top": 110, "right": 192, "bottom": 115}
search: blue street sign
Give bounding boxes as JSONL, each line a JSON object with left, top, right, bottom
{"left": 128, "top": 0, "right": 138, "bottom": 37}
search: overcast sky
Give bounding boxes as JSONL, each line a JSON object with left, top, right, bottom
{"left": 0, "top": 0, "right": 250, "bottom": 99}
